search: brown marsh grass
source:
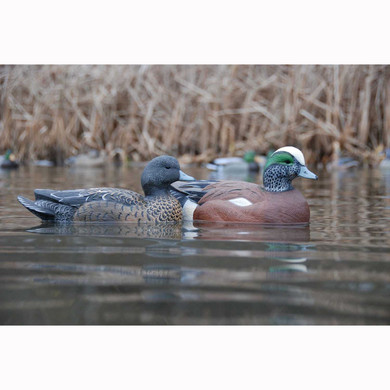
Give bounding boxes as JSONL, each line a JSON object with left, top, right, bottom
{"left": 0, "top": 65, "right": 389, "bottom": 165}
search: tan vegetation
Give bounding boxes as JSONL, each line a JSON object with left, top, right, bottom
{"left": 0, "top": 65, "right": 389, "bottom": 165}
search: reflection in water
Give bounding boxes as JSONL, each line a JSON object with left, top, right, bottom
{"left": 192, "top": 221, "right": 310, "bottom": 242}
{"left": 0, "top": 165, "right": 390, "bottom": 324}
{"left": 27, "top": 222, "right": 185, "bottom": 240}
{"left": 25, "top": 220, "right": 311, "bottom": 242}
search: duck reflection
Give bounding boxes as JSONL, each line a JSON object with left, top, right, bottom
{"left": 14, "top": 220, "right": 316, "bottom": 324}
{"left": 24, "top": 221, "right": 310, "bottom": 280}
{"left": 24, "top": 220, "right": 311, "bottom": 294}
{"left": 188, "top": 221, "right": 310, "bottom": 242}
{"left": 141, "top": 264, "right": 203, "bottom": 286}
{"left": 27, "top": 221, "right": 184, "bottom": 240}
{"left": 26, "top": 219, "right": 310, "bottom": 243}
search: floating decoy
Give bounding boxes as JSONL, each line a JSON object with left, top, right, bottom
{"left": 0, "top": 150, "right": 19, "bottom": 169}
{"left": 379, "top": 148, "right": 390, "bottom": 169}
{"left": 206, "top": 151, "right": 263, "bottom": 174}
{"left": 326, "top": 156, "right": 359, "bottom": 171}
{"left": 171, "top": 146, "right": 318, "bottom": 224}
{"left": 33, "top": 160, "right": 55, "bottom": 167}
{"left": 65, "top": 150, "right": 107, "bottom": 168}
{"left": 18, "top": 155, "right": 194, "bottom": 223}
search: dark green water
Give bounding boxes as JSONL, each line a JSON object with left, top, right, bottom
{"left": 0, "top": 164, "right": 389, "bottom": 324}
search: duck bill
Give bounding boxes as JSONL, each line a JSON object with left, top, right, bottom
{"left": 179, "top": 170, "right": 195, "bottom": 181}
{"left": 298, "top": 165, "right": 318, "bottom": 180}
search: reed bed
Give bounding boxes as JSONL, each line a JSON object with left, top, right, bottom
{"left": 0, "top": 65, "right": 389, "bottom": 165}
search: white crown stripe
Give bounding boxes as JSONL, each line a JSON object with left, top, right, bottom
{"left": 273, "top": 146, "right": 305, "bottom": 165}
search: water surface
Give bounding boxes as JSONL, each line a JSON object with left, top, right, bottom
{"left": 0, "top": 164, "right": 389, "bottom": 324}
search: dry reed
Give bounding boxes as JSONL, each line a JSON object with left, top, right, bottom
{"left": 0, "top": 65, "right": 389, "bottom": 165}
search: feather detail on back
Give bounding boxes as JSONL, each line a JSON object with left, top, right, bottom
{"left": 170, "top": 180, "right": 216, "bottom": 207}
{"left": 198, "top": 181, "right": 267, "bottom": 204}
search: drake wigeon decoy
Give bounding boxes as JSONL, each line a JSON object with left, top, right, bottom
{"left": 171, "top": 146, "right": 318, "bottom": 224}
{"left": 206, "top": 151, "right": 263, "bottom": 174}
{"left": 18, "top": 155, "right": 194, "bottom": 223}
{"left": 0, "top": 150, "right": 19, "bottom": 169}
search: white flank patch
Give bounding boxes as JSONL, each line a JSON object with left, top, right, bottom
{"left": 274, "top": 146, "right": 305, "bottom": 165}
{"left": 182, "top": 199, "right": 198, "bottom": 220}
{"left": 228, "top": 197, "right": 253, "bottom": 207}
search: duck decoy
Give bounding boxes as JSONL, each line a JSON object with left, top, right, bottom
{"left": 170, "top": 146, "right": 318, "bottom": 224}
{"left": 206, "top": 151, "right": 263, "bottom": 174}
{"left": 33, "top": 160, "right": 55, "bottom": 167}
{"left": 326, "top": 156, "right": 359, "bottom": 171}
{"left": 379, "top": 148, "right": 390, "bottom": 169}
{"left": 0, "top": 150, "right": 19, "bottom": 169}
{"left": 65, "top": 150, "right": 107, "bottom": 168}
{"left": 18, "top": 155, "right": 194, "bottom": 223}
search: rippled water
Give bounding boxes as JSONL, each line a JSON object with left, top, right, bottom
{"left": 0, "top": 164, "right": 389, "bottom": 324}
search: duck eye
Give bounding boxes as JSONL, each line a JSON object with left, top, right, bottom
{"left": 165, "top": 166, "right": 171, "bottom": 169}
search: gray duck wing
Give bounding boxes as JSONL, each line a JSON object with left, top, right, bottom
{"left": 34, "top": 188, "right": 144, "bottom": 207}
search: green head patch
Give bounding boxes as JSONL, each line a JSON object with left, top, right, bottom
{"left": 243, "top": 151, "right": 256, "bottom": 163}
{"left": 265, "top": 151, "right": 295, "bottom": 170}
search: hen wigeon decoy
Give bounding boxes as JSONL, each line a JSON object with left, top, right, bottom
{"left": 171, "top": 146, "right": 318, "bottom": 224}
{"left": 65, "top": 150, "right": 107, "bottom": 168}
{"left": 18, "top": 155, "right": 194, "bottom": 223}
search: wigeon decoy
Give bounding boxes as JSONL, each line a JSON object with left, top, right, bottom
{"left": 379, "top": 148, "right": 390, "bottom": 169}
{"left": 171, "top": 146, "right": 318, "bottom": 224}
{"left": 18, "top": 156, "right": 194, "bottom": 223}
{"left": 65, "top": 150, "right": 107, "bottom": 168}
{"left": 206, "top": 151, "right": 262, "bottom": 174}
{"left": 0, "top": 150, "right": 19, "bottom": 169}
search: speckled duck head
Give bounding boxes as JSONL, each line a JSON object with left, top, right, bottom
{"left": 263, "top": 146, "right": 318, "bottom": 192}
{"left": 141, "top": 155, "right": 194, "bottom": 197}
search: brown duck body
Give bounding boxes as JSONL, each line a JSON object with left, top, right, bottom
{"left": 193, "top": 181, "right": 310, "bottom": 224}
{"left": 171, "top": 146, "right": 317, "bottom": 224}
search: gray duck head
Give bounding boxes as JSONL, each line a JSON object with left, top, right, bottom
{"left": 141, "top": 155, "right": 194, "bottom": 197}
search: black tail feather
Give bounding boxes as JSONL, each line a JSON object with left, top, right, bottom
{"left": 170, "top": 180, "right": 216, "bottom": 206}
{"left": 17, "top": 196, "right": 56, "bottom": 221}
